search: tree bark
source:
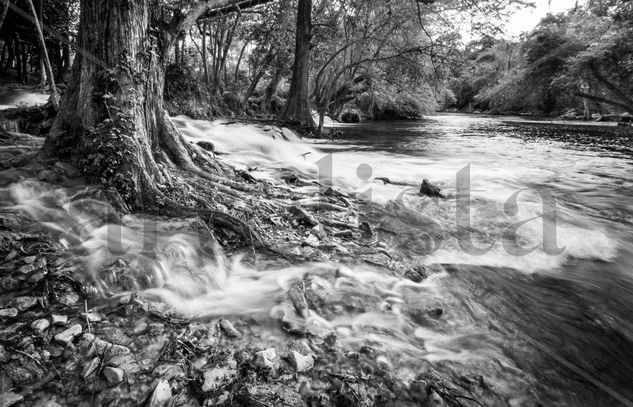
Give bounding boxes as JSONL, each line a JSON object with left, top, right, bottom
{"left": 41, "top": 0, "right": 197, "bottom": 209}
{"left": 262, "top": 67, "right": 283, "bottom": 112}
{"left": 0, "top": 0, "right": 9, "bottom": 32}
{"left": 280, "top": 0, "right": 314, "bottom": 127}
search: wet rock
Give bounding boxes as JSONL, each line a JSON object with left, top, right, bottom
{"left": 288, "top": 351, "right": 314, "bottom": 373}
{"left": 53, "top": 161, "right": 81, "bottom": 177}
{"left": 218, "top": 319, "right": 240, "bottom": 338}
{"left": 53, "top": 282, "right": 79, "bottom": 306}
{"left": 289, "top": 205, "right": 319, "bottom": 227}
{"left": 103, "top": 366, "right": 125, "bottom": 385}
{"left": 51, "top": 315, "right": 67, "bottom": 326}
{"left": 0, "top": 391, "right": 23, "bottom": 407}
{"left": 148, "top": 380, "right": 172, "bottom": 407}
{"left": 254, "top": 348, "right": 277, "bottom": 370}
{"left": 420, "top": 179, "right": 445, "bottom": 198}
{"left": 424, "top": 389, "right": 447, "bottom": 407}
{"left": 281, "top": 128, "right": 301, "bottom": 142}
{"left": 12, "top": 296, "right": 37, "bottom": 312}
{"left": 80, "top": 312, "right": 103, "bottom": 323}
{"left": 310, "top": 224, "right": 327, "bottom": 240}
{"left": 0, "top": 309, "right": 17, "bottom": 318}
{"left": 236, "top": 384, "right": 306, "bottom": 407}
{"left": 31, "top": 319, "right": 50, "bottom": 333}
{"left": 302, "top": 234, "right": 320, "bottom": 247}
{"left": 153, "top": 364, "right": 185, "bottom": 381}
{"left": 359, "top": 222, "right": 373, "bottom": 239}
{"left": 405, "top": 265, "right": 428, "bottom": 283}
{"left": 197, "top": 141, "right": 215, "bottom": 153}
{"left": 88, "top": 337, "right": 130, "bottom": 357}
{"left": 427, "top": 307, "right": 444, "bottom": 318}
{"left": 54, "top": 324, "right": 83, "bottom": 346}
{"left": 202, "top": 367, "right": 236, "bottom": 393}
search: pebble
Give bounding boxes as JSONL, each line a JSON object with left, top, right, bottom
{"left": 254, "top": 348, "right": 277, "bottom": 370}
{"left": 202, "top": 367, "right": 236, "bottom": 392}
{"left": 51, "top": 314, "right": 68, "bottom": 326}
{"left": 148, "top": 379, "right": 172, "bottom": 407}
{"left": 0, "top": 308, "right": 18, "bottom": 318}
{"left": 54, "top": 324, "right": 83, "bottom": 346}
{"left": 12, "top": 296, "right": 37, "bottom": 311}
{"left": 81, "top": 312, "right": 103, "bottom": 323}
{"left": 0, "top": 391, "right": 23, "bottom": 407}
{"left": 103, "top": 366, "right": 125, "bottom": 385}
{"left": 31, "top": 319, "right": 50, "bottom": 333}
{"left": 219, "top": 319, "right": 241, "bottom": 338}
{"left": 288, "top": 351, "right": 314, "bottom": 373}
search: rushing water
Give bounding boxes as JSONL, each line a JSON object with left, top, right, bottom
{"left": 4, "top": 114, "right": 633, "bottom": 406}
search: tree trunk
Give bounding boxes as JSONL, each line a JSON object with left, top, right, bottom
{"left": 262, "top": 67, "right": 283, "bottom": 112}
{"left": 583, "top": 98, "right": 591, "bottom": 121}
{"left": 28, "top": 0, "right": 59, "bottom": 108}
{"left": 15, "top": 40, "right": 23, "bottom": 83}
{"left": 2, "top": 36, "right": 14, "bottom": 75}
{"left": 234, "top": 41, "right": 248, "bottom": 82}
{"left": 0, "top": 0, "right": 9, "bottom": 32}
{"left": 41, "top": 0, "right": 196, "bottom": 210}
{"left": 280, "top": 0, "right": 314, "bottom": 127}
{"left": 201, "top": 21, "right": 209, "bottom": 84}
{"left": 243, "top": 68, "right": 265, "bottom": 106}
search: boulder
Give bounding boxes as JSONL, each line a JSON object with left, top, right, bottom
{"left": 340, "top": 111, "right": 361, "bottom": 123}
{"left": 420, "top": 179, "right": 445, "bottom": 198}
{"left": 218, "top": 319, "right": 241, "bottom": 338}
{"left": 197, "top": 141, "right": 215, "bottom": 153}
{"left": 254, "top": 348, "right": 277, "bottom": 370}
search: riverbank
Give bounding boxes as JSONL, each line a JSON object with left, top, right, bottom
{"left": 0, "top": 115, "right": 484, "bottom": 406}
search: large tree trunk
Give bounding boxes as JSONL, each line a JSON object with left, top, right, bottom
{"left": 41, "top": 0, "right": 196, "bottom": 210}
{"left": 280, "top": 0, "right": 314, "bottom": 127}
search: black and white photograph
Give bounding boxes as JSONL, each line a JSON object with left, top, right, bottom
{"left": 0, "top": 0, "right": 632, "bottom": 405}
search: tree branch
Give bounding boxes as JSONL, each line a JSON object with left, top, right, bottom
{"left": 575, "top": 91, "right": 633, "bottom": 115}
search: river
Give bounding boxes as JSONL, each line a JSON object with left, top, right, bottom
{"left": 177, "top": 114, "right": 633, "bottom": 406}
{"left": 4, "top": 113, "right": 633, "bottom": 406}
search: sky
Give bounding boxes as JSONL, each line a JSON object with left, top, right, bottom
{"left": 505, "top": 0, "right": 581, "bottom": 36}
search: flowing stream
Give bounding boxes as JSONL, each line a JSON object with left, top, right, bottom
{"left": 4, "top": 114, "right": 633, "bottom": 406}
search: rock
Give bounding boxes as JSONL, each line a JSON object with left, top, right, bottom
{"left": 53, "top": 161, "right": 81, "bottom": 177}
{"left": 197, "top": 141, "right": 215, "bottom": 153}
{"left": 80, "top": 312, "right": 103, "bottom": 323}
{"left": 153, "top": 364, "right": 185, "bottom": 381}
{"left": 424, "top": 389, "right": 447, "bottom": 407}
{"left": 12, "top": 296, "right": 37, "bottom": 312}
{"left": 302, "top": 234, "right": 320, "bottom": 247}
{"left": 149, "top": 379, "right": 172, "bottom": 407}
{"left": 54, "top": 324, "right": 83, "bottom": 346}
{"left": 288, "top": 351, "right": 314, "bottom": 373}
{"left": 405, "top": 265, "right": 428, "bottom": 283}
{"left": 82, "top": 357, "right": 101, "bottom": 379}
{"left": 0, "top": 309, "right": 18, "bottom": 318}
{"left": 218, "top": 319, "right": 240, "bottom": 338}
{"left": 420, "top": 179, "right": 445, "bottom": 198}
{"left": 51, "top": 315, "right": 68, "bottom": 326}
{"left": 289, "top": 205, "right": 319, "bottom": 227}
{"left": 236, "top": 384, "right": 306, "bottom": 407}
{"left": 427, "top": 307, "right": 444, "bottom": 318}
{"left": 0, "top": 391, "right": 23, "bottom": 407}
{"left": 202, "top": 367, "right": 236, "bottom": 393}
{"left": 88, "top": 337, "right": 130, "bottom": 356}
{"left": 254, "top": 348, "right": 277, "bottom": 370}
{"left": 310, "top": 224, "right": 327, "bottom": 240}
{"left": 359, "top": 222, "right": 373, "bottom": 239}
{"left": 333, "top": 230, "right": 354, "bottom": 239}
{"left": 103, "top": 366, "right": 125, "bottom": 385}
{"left": 31, "top": 319, "right": 50, "bottom": 333}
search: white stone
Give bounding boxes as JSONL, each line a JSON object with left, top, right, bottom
{"left": 148, "top": 380, "right": 172, "bottom": 407}
{"left": 54, "top": 324, "right": 83, "bottom": 346}
{"left": 31, "top": 319, "right": 50, "bottom": 333}
{"left": 254, "top": 348, "right": 277, "bottom": 370}
{"left": 0, "top": 308, "right": 17, "bottom": 318}
{"left": 103, "top": 366, "right": 125, "bottom": 385}
{"left": 202, "top": 368, "right": 236, "bottom": 393}
{"left": 288, "top": 351, "right": 314, "bottom": 373}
